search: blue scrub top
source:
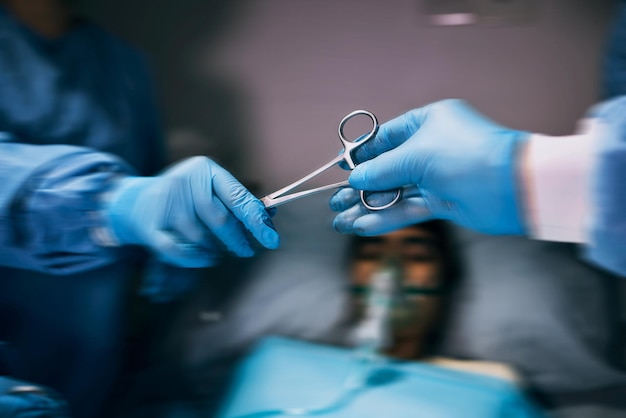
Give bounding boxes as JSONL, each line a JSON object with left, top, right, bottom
{"left": 589, "top": 0, "right": 626, "bottom": 277}
{"left": 585, "top": 95, "right": 626, "bottom": 277}
{"left": 0, "top": 6, "right": 173, "bottom": 415}
{"left": 0, "top": 5, "right": 165, "bottom": 275}
{"left": 603, "top": 0, "right": 626, "bottom": 99}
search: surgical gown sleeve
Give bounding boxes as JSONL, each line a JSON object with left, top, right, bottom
{"left": 0, "top": 134, "right": 134, "bottom": 275}
{"left": 584, "top": 97, "right": 626, "bottom": 276}
{"left": 523, "top": 96, "right": 626, "bottom": 277}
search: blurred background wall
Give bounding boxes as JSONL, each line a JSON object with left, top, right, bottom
{"left": 77, "top": 0, "right": 614, "bottom": 195}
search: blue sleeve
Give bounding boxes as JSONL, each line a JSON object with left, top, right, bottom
{"left": 583, "top": 96, "right": 626, "bottom": 276}
{"left": 0, "top": 133, "right": 134, "bottom": 275}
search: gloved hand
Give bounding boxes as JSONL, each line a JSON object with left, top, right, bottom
{"left": 103, "top": 156, "right": 279, "bottom": 267}
{"left": 330, "top": 99, "right": 529, "bottom": 236}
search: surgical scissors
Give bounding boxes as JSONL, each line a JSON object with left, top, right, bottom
{"left": 260, "top": 110, "right": 402, "bottom": 211}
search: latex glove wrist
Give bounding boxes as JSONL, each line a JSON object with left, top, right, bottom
{"left": 500, "top": 130, "right": 531, "bottom": 235}
{"left": 104, "top": 176, "right": 159, "bottom": 245}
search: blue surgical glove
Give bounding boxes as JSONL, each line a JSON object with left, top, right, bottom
{"left": 330, "top": 99, "right": 529, "bottom": 236}
{"left": 103, "top": 156, "right": 279, "bottom": 267}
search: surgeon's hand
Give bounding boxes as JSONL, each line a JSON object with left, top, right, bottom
{"left": 103, "top": 156, "right": 279, "bottom": 267}
{"left": 331, "top": 99, "right": 529, "bottom": 236}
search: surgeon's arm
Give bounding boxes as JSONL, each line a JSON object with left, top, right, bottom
{"left": 330, "top": 97, "right": 626, "bottom": 277}
{"left": 0, "top": 138, "right": 133, "bottom": 274}
{"left": 0, "top": 135, "right": 279, "bottom": 276}
{"left": 522, "top": 96, "right": 626, "bottom": 276}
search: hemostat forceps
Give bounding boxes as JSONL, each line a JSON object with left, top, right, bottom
{"left": 260, "top": 110, "right": 402, "bottom": 211}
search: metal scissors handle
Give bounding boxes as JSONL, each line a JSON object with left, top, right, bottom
{"left": 261, "top": 110, "right": 402, "bottom": 211}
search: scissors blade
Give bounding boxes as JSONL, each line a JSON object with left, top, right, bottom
{"left": 261, "top": 180, "right": 350, "bottom": 209}
{"left": 263, "top": 153, "right": 345, "bottom": 201}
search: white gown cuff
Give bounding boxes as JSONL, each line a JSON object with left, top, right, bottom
{"left": 525, "top": 119, "right": 601, "bottom": 243}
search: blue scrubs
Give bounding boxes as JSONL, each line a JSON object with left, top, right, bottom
{"left": 585, "top": 96, "right": 626, "bottom": 277}
{"left": 602, "top": 0, "right": 626, "bottom": 100}
{"left": 589, "top": 0, "right": 626, "bottom": 277}
{"left": 0, "top": 6, "right": 167, "bottom": 417}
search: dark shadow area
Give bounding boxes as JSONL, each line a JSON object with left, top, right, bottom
{"left": 106, "top": 255, "right": 266, "bottom": 418}
{"left": 78, "top": 0, "right": 255, "bottom": 180}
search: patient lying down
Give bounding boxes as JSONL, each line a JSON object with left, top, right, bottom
{"left": 345, "top": 221, "right": 520, "bottom": 385}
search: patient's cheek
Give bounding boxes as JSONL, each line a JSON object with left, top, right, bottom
{"left": 406, "top": 264, "right": 441, "bottom": 288}
{"left": 351, "top": 262, "right": 377, "bottom": 286}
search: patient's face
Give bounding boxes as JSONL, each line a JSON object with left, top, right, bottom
{"left": 350, "top": 225, "right": 445, "bottom": 359}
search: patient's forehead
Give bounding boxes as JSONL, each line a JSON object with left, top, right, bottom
{"left": 358, "top": 225, "right": 439, "bottom": 246}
